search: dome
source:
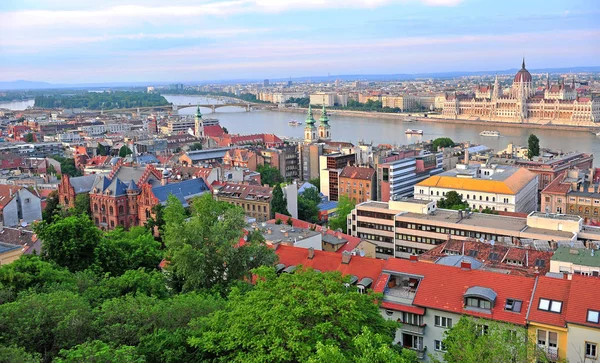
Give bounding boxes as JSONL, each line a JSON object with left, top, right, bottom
{"left": 514, "top": 58, "right": 532, "bottom": 83}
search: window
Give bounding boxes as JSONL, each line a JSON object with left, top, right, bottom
{"left": 587, "top": 342, "right": 598, "bottom": 358}
{"left": 588, "top": 310, "right": 600, "bottom": 324}
{"left": 435, "top": 315, "right": 452, "bottom": 328}
{"left": 505, "top": 299, "right": 522, "bottom": 312}
{"left": 24, "top": 198, "right": 30, "bottom": 203}
{"left": 434, "top": 340, "right": 447, "bottom": 352}
{"left": 538, "top": 298, "right": 550, "bottom": 311}
{"left": 466, "top": 297, "right": 491, "bottom": 310}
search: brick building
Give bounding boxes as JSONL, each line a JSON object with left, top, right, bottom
{"left": 214, "top": 183, "right": 273, "bottom": 222}
{"left": 339, "top": 166, "right": 376, "bottom": 204}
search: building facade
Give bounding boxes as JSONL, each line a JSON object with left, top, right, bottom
{"left": 320, "top": 152, "right": 356, "bottom": 202}
{"left": 338, "top": 166, "right": 376, "bottom": 204}
{"left": 214, "top": 183, "right": 273, "bottom": 222}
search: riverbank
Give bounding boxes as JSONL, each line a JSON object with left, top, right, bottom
{"left": 274, "top": 107, "right": 599, "bottom": 133}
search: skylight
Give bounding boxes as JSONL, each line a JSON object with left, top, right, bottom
{"left": 538, "top": 298, "right": 562, "bottom": 313}
{"left": 587, "top": 310, "right": 599, "bottom": 324}
{"left": 538, "top": 298, "right": 550, "bottom": 311}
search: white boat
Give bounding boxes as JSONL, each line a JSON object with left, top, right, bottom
{"left": 405, "top": 129, "right": 423, "bottom": 135}
{"left": 596, "top": 132, "right": 600, "bottom": 137}
{"left": 288, "top": 120, "right": 301, "bottom": 126}
{"left": 480, "top": 130, "right": 500, "bottom": 137}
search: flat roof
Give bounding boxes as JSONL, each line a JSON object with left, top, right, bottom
{"left": 530, "top": 212, "right": 581, "bottom": 222}
{"left": 359, "top": 201, "right": 392, "bottom": 210}
{"left": 392, "top": 197, "right": 431, "bottom": 204}
{"left": 551, "top": 246, "right": 600, "bottom": 267}
{"left": 262, "top": 224, "right": 321, "bottom": 243}
{"left": 399, "top": 209, "right": 528, "bottom": 232}
{"left": 522, "top": 227, "right": 575, "bottom": 238}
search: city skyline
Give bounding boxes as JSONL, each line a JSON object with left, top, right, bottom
{"left": 1, "top": 0, "right": 599, "bottom": 83}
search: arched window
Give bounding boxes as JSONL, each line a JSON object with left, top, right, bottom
{"left": 102, "top": 217, "right": 106, "bottom": 223}
{"left": 94, "top": 203, "right": 98, "bottom": 212}
{"left": 486, "top": 196, "right": 489, "bottom": 201}
{"left": 109, "top": 206, "right": 114, "bottom": 215}
{"left": 118, "top": 205, "right": 124, "bottom": 215}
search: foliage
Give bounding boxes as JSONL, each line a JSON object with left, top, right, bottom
{"left": 222, "top": 127, "right": 229, "bottom": 134}
{"left": 275, "top": 218, "right": 282, "bottom": 225}
{"left": 479, "top": 207, "right": 498, "bottom": 215}
{"left": 308, "top": 327, "right": 418, "bottom": 363}
{"left": 93, "top": 227, "right": 162, "bottom": 276}
{"left": 189, "top": 267, "right": 396, "bottom": 362}
{"left": 189, "top": 142, "right": 203, "bottom": 151}
{"left": 298, "top": 187, "right": 321, "bottom": 223}
{"left": 285, "top": 97, "right": 310, "bottom": 106}
{"left": 55, "top": 340, "right": 145, "bottom": 363}
{"left": 329, "top": 195, "right": 355, "bottom": 233}
{"left": 35, "top": 214, "right": 102, "bottom": 272}
{"left": 119, "top": 145, "right": 133, "bottom": 158}
{"left": 24, "top": 133, "right": 35, "bottom": 142}
{"left": 52, "top": 156, "right": 82, "bottom": 177}
{"left": 527, "top": 134, "right": 540, "bottom": 160}
{"left": 271, "top": 184, "right": 290, "bottom": 217}
{"left": 431, "top": 316, "right": 548, "bottom": 363}
{"left": 309, "top": 177, "right": 321, "bottom": 191}
{"left": 256, "top": 164, "right": 283, "bottom": 186}
{"left": 437, "top": 191, "right": 469, "bottom": 210}
{"left": 0, "top": 345, "right": 41, "bottom": 363}
{"left": 432, "top": 137, "right": 454, "bottom": 151}
{"left": 42, "top": 190, "right": 60, "bottom": 222}
{"left": 34, "top": 91, "right": 169, "bottom": 110}
{"left": 144, "top": 203, "right": 165, "bottom": 236}
{"left": 0, "top": 290, "right": 94, "bottom": 362}
{"left": 97, "top": 143, "right": 109, "bottom": 156}
{"left": 163, "top": 194, "right": 277, "bottom": 294}
{"left": 73, "top": 193, "right": 91, "bottom": 216}
{"left": 47, "top": 163, "right": 57, "bottom": 175}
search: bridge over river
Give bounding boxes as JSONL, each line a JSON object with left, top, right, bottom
{"left": 104, "top": 102, "right": 273, "bottom": 114}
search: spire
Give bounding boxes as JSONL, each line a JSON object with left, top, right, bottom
{"left": 305, "top": 104, "right": 315, "bottom": 125}
{"left": 319, "top": 104, "right": 329, "bottom": 125}
{"left": 572, "top": 76, "right": 575, "bottom": 89}
{"left": 195, "top": 105, "right": 202, "bottom": 119}
{"left": 546, "top": 73, "right": 550, "bottom": 90}
{"left": 521, "top": 57, "right": 526, "bottom": 70}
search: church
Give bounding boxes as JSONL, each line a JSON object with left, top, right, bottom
{"left": 441, "top": 59, "right": 600, "bottom": 125}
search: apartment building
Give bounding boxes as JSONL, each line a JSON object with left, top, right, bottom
{"left": 377, "top": 151, "right": 443, "bottom": 202}
{"left": 0, "top": 185, "right": 42, "bottom": 227}
{"left": 348, "top": 198, "right": 596, "bottom": 260}
{"left": 214, "top": 183, "right": 273, "bottom": 222}
{"left": 167, "top": 118, "right": 195, "bottom": 134}
{"left": 550, "top": 245, "right": 600, "bottom": 277}
{"left": 541, "top": 169, "right": 600, "bottom": 223}
{"left": 414, "top": 163, "right": 538, "bottom": 213}
{"left": 320, "top": 153, "right": 356, "bottom": 202}
{"left": 338, "top": 166, "right": 376, "bottom": 204}
{"left": 381, "top": 95, "right": 418, "bottom": 111}
{"left": 223, "top": 148, "right": 264, "bottom": 171}
{"left": 260, "top": 145, "right": 299, "bottom": 180}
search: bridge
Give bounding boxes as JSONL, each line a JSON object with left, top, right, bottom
{"left": 102, "top": 102, "right": 272, "bottom": 114}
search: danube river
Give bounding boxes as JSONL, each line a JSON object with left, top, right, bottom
{"left": 3, "top": 95, "right": 600, "bottom": 166}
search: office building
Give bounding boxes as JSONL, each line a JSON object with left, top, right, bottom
{"left": 320, "top": 152, "right": 356, "bottom": 202}
{"left": 378, "top": 151, "right": 443, "bottom": 202}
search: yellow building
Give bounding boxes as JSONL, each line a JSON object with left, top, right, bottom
{"left": 0, "top": 242, "right": 23, "bottom": 266}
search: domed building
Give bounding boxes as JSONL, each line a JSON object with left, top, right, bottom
{"left": 441, "top": 58, "right": 600, "bottom": 125}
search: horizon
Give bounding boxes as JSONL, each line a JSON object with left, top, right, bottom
{"left": 1, "top": 0, "right": 599, "bottom": 83}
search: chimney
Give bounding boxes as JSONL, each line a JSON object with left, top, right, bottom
{"left": 589, "top": 184, "right": 596, "bottom": 193}
{"left": 307, "top": 247, "right": 315, "bottom": 259}
{"left": 284, "top": 231, "right": 289, "bottom": 237}
{"left": 341, "top": 250, "right": 352, "bottom": 264}
{"left": 267, "top": 228, "right": 272, "bottom": 235}
{"left": 272, "top": 241, "right": 281, "bottom": 250}
{"left": 464, "top": 147, "right": 470, "bottom": 164}
{"left": 409, "top": 254, "right": 419, "bottom": 262}
{"left": 460, "top": 260, "right": 471, "bottom": 270}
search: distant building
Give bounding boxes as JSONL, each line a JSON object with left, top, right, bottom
{"left": 381, "top": 95, "right": 418, "bottom": 111}
{"left": 260, "top": 145, "right": 300, "bottom": 180}
{"left": 320, "top": 152, "right": 356, "bottom": 202}
{"left": 223, "top": 149, "right": 264, "bottom": 171}
{"left": 541, "top": 168, "right": 600, "bottom": 223}
{"left": 338, "top": 166, "right": 376, "bottom": 204}
{"left": 214, "top": 183, "right": 273, "bottom": 222}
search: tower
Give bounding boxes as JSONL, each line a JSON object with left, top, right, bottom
{"left": 492, "top": 74, "right": 501, "bottom": 100}
{"left": 304, "top": 105, "right": 317, "bottom": 143}
{"left": 194, "top": 105, "right": 204, "bottom": 138}
{"left": 318, "top": 104, "right": 331, "bottom": 141}
{"left": 546, "top": 73, "right": 550, "bottom": 90}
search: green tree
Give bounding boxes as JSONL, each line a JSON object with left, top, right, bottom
{"left": 432, "top": 137, "right": 454, "bottom": 151}
{"left": 308, "top": 177, "right": 321, "bottom": 191}
{"left": 0, "top": 290, "right": 94, "bottom": 362}
{"left": 163, "top": 194, "right": 187, "bottom": 226}
{"left": 73, "top": 193, "right": 91, "bottom": 216}
{"left": 47, "top": 163, "right": 57, "bottom": 175}
{"left": 93, "top": 227, "right": 162, "bottom": 276}
{"left": 271, "top": 184, "right": 290, "bottom": 217}
{"left": 329, "top": 195, "right": 355, "bottom": 233}
{"left": 0, "top": 345, "right": 41, "bottom": 363}
{"left": 42, "top": 190, "right": 60, "bottom": 222}
{"left": 55, "top": 340, "right": 145, "bottom": 363}
{"left": 298, "top": 191, "right": 320, "bottom": 223}
{"left": 189, "top": 267, "right": 396, "bottom": 362}
{"left": 52, "top": 156, "right": 82, "bottom": 177}
{"left": 309, "top": 327, "right": 418, "bottom": 363}
{"left": 189, "top": 142, "right": 203, "bottom": 151}
{"left": 222, "top": 127, "right": 229, "bottom": 134}
{"left": 24, "top": 133, "right": 35, "bottom": 142}
{"left": 119, "top": 145, "right": 133, "bottom": 158}
{"left": 35, "top": 214, "right": 102, "bottom": 272}
{"left": 527, "top": 134, "right": 540, "bottom": 160}
{"left": 163, "top": 194, "right": 276, "bottom": 293}
{"left": 437, "top": 191, "right": 469, "bottom": 210}
{"left": 97, "top": 143, "right": 109, "bottom": 156}
{"left": 431, "top": 316, "right": 548, "bottom": 363}
{"left": 257, "top": 164, "right": 283, "bottom": 186}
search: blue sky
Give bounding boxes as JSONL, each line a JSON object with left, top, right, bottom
{"left": 1, "top": 0, "right": 598, "bottom": 83}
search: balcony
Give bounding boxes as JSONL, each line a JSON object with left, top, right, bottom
{"left": 538, "top": 345, "right": 558, "bottom": 361}
{"left": 384, "top": 277, "right": 419, "bottom": 305}
{"left": 400, "top": 323, "right": 426, "bottom": 335}
{"left": 406, "top": 346, "right": 427, "bottom": 360}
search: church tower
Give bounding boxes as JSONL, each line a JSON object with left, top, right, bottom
{"left": 304, "top": 105, "right": 317, "bottom": 143}
{"left": 194, "top": 105, "right": 204, "bottom": 138}
{"left": 492, "top": 74, "right": 502, "bottom": 100}
{"left": 318, "top": 104, "right": 331, "bottom": 141}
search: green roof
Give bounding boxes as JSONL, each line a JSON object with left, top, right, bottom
{"left": 305, "top": 105, "right": 315, "bottom": 125}
{"left": 319, "top": 104, "right": 329, "bottom": 124}
{"left": 551, "top": 246, "right": 600, "bottom": 267}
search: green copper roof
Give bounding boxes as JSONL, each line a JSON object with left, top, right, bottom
{"left": 305, "top": 104, "right": 315, "bottom": 125}
{"left": 195, "top": 105, "right": 202, "bottom": 119}
{"left": 551, "top": 246, "right": 600, "bottom": 267}
{"left": 319, "top": 104, "right": 329, "bottom": 124}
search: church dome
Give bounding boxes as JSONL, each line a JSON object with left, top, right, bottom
{"left": 514, "top": 58, "right": 532, "bottom": 83}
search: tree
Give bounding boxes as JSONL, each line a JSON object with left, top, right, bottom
{"left": 329, "top": 195, "right": 355, "bottom": 233}
{"left": 0, "top": 346, "right": 41, "bottom": 363}
{"left": 24, "top": 133, "right": 35, "bottom": 142}
{"left": 298, "top": 187, "right": 321, "bottom": 224}
{"left": 119, "top": 145, "right": 133, "bottom": 158}
{"left": 527, "top": 134, "right": 540, "bottom": 160}
{"left": 97, "top": 143, "right": 109, "bottom": 156}
{"left": 271, "top": 184, "right": 290, "bottom": 217}
{"left": 309, "top": 178, "right": 321, "bottom": 191}
{"left": 432, "top": 137, "right": 454, "bottom": 151}
{"left": 257, "top": 164, "right": 283, "bottom": 186}
{"left": 0, "top": 290, "right": 94, "bottom": 362}
{"left": 47, "top": 163, "right": 57, "bottom": 175}
{"left": 189, "top": 142, "right": 203, "bottom": 151}
{"left": 437, "top": 191, "right": 469, "bottom": 210}
{"left": 73, "top": 193, "right": 91, "bottom": 216}
{"left": 431, "top": 316, "right": 548, "bottom": 363}
{"left": 222, "top": 127, "right": 229, "bottom": 134}
{"left": 189, "top": 267, "right": 397, "bottom": 362}
{"left": 35, "top": 214, "right": 103, "bottom": 272}
{"left": 52, "top": 156, "right": 82, "bottom": 177}
{"left": 55, "top": 340, "right": 145, "bottom": 363}
{"left": 43, "top": 190, "right": 61, "bottom": 222}
{"left": 163, "top": 194, "right": 276, "bottom": 293}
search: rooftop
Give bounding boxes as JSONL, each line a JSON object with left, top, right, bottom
{"left": 262, "top": 223, "right": 321, "bottom": 244}
{"left": 339, "top": 166, "right": 376, "bottom": 180}
{"left": 551, "top": 246, "right": 600, "bottom": 267}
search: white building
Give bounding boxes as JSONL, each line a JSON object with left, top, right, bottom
{"left": 0, "top": 186, "right": 42, "bottom": 227}
{"left": 78, "top": 123, "right": 133, "bottom": 136}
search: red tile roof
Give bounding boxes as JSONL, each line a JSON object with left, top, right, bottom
{"left": 0, "top": 185, "right": 19, "bottom": 210}
{"left": 381, "top": 301, "right": 426, "bottom": 315}
{"left": 383, "top": 258, "right": 535, "bottom": 326}
{"left": 204, "top": 125, "right": 225, "bottom": 138}
{"left": 528, "top": 276, "right": 571, "bottom": 327}
{"left": 339, "top": 166, "right": 376, "bottom": 181}
{"left": 565, "top": 275, "right": 600, "bottom": 328}
{"left": 541, "top": 171, "right": 571, "bottom": 195}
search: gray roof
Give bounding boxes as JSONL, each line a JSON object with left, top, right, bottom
{"left": 357, "top": 277, "right": 373, "bottom": 288}
{"left": 106, "top": 178, "right": 129, "bottom": 196}
{"left": 436, "top": 255, "right": 484, "bottom": 269}
{"left": 322, "top": 233, "right": 348, "bottom": 245}
{"left": 464, "top": 286, "right": 497, "bottom": 303}
{"left": 0, "top": 242, "right": 20, "bottom": 254}
{"left": 69, "top": 174, "right": 98, "bottom": 194}
{"left": 151, "top": 178, "right": 210, "bottom": 207}
{"left": 127, "top": 179, "right": 139, "bottom": 192}
{"left": 185, "top": 147, "right": 231, "bottom": 162}
{"left": 92, "top": 175, "right": 111, "bottom": 192}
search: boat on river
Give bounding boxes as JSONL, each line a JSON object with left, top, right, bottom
{"left": 480, "top": 130, "right": 500, "bottom": 137}
{"left": 405, "top": 129, "right": 423, "bottom": 135}
{"left": 288, "top": 120, "right": 302, "bottom": 126}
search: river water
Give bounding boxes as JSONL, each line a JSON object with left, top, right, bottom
{"left": 3, "top": 95, "right": 599, "bottom": 166}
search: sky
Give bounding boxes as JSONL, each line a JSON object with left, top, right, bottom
{"left": 0, "top": 0, "right": 599, "bottom": 83}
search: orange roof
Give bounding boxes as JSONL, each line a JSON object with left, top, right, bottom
{"left": 416, "top": 168, "right": 537, "bottom": 195}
